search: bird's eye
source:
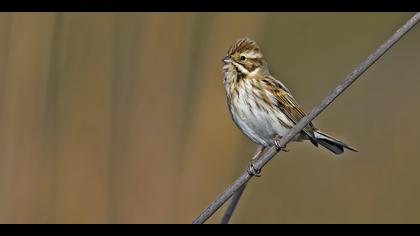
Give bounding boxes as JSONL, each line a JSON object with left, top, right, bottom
{"left": 240, "top": 56, "right": 246, "bottom": 61}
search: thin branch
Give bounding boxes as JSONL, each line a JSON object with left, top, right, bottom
{"left": 220, "top": 145, "right": 265, "bottom": 224}
{"left": 192, "top": 12, "right": 420, "bottom": 224}
{"left": 220, "top": 183, "right": 247, "bottom": 224}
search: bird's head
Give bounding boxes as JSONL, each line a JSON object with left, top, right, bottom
{"left": 222, "top": 37, "right": 266, "bottom": 76}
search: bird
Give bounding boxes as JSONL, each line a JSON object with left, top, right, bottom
{"left": 222, "top": 37, "right": 357, "bottom": 176}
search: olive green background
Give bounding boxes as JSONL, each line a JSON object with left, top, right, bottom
{"left": 0, "top": 13, "right": 419, "bottom": 223}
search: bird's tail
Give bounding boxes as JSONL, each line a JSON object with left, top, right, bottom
{"left": 314, "top": 130, "right": 358, "bottom": 155}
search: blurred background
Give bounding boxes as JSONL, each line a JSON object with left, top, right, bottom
{"left": 0, "top": 12, "right": 419, "bottom": 224}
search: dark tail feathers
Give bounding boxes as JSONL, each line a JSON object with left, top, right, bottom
{"left": 314, "top": 131, "right": 358, "bottom": 155}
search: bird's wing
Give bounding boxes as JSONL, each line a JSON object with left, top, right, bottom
{"left": 262, "top": 75, "right": 318, "bottom": 144}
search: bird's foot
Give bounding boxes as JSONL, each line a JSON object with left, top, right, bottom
{"left": 247, "top": 160, "right": 262, "bottom": 177}
{"left": 273, "top": 135, "right": 288, "bottom": 152}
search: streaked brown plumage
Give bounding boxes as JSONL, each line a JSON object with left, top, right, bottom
{"left": 222, "top": 37, "right": 357, "bottom": 175}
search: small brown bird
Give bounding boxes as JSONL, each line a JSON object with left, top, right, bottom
{"left": 222, "top": 37, "right": 357, "bottom": 176}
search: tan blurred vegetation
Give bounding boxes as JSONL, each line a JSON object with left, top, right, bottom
{"left": 0, "top": 13, "right": 419, "bottom": 223}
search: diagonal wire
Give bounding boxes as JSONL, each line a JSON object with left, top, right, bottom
{"left": 193, "top": 12, "right": 420, "bottom": 224}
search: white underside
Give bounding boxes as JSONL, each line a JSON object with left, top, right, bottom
{"left": 228, "top": 79, "right": 302, "bottom": 147}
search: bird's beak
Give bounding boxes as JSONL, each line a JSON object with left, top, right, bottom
{"left": 222, "top": 55, "right": 231, "bottom": 63}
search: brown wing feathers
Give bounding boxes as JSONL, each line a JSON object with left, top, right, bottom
{"left": 262, "top": 76, "right": 318, "bottom": 145}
